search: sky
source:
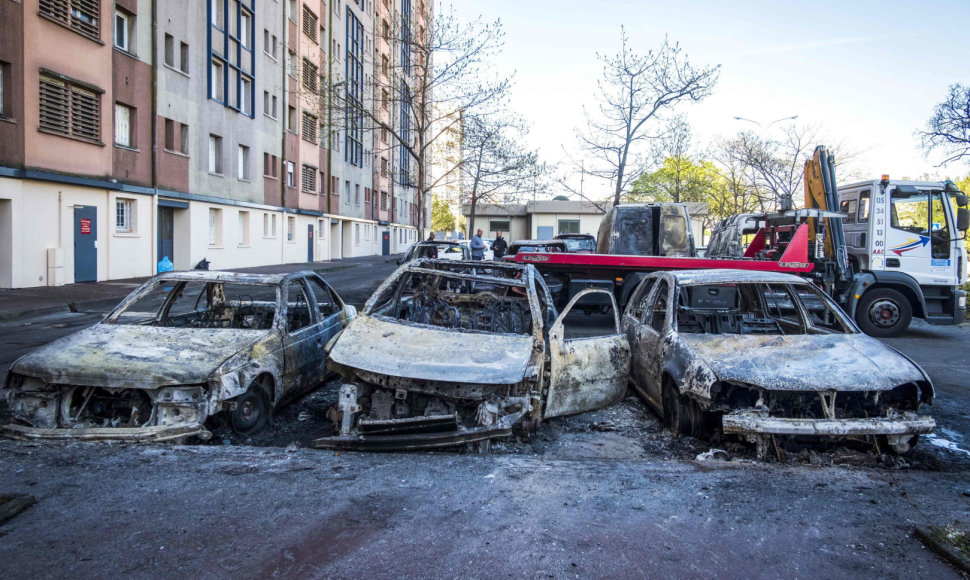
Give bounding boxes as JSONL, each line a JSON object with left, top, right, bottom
{"left": 447, "top": 0, "right": 970, "bottom": 198}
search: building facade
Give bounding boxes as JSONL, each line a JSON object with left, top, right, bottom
{"left": 0, "top": 0, "right": 430, "bottom": 288}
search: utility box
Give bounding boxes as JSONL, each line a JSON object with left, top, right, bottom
{"left": 47, "top": 248, "right": 64, "bottom": 286}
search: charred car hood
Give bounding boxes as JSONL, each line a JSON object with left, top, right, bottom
{"left": 330, "top": 314, "right": 534, "bottom": 384}
{"left": 12, "top": 324, "right": 266, "bottom": 388}
{"left": 680, "top": 333, "right": 926, "bottom": 391}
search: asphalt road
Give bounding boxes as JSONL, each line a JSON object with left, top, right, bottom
{"left": 1, "top": 263, "right": 970, "bottom": 577}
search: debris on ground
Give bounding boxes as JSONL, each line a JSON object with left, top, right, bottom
{"left": 696, "top": 449, "right": 731, "bottom": 462}
{"left": 914, "top": 525, "right": 970, "bottom": 574}
{"left": 0, "top": 494, "right": 36, "bottom": 525}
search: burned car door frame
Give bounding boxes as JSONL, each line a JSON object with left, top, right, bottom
{"left": 544, "top": 288, "right": 630, "bottom": 418}
{"left": 624, "top": 274, "right": 673, "bottom": 410}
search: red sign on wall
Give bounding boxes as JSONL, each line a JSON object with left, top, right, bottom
{"left": 80, "top": 218, "right": 92, "bottom": 235}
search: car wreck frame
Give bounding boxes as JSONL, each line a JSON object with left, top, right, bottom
{"left": 2, "top": 270, "right": 354, "bottom": 442}
{"left": 622, "top": 269, "right": 935, "bottom": 457}
{"left": 313, "top": 259, "right": 631, "bottom": 451}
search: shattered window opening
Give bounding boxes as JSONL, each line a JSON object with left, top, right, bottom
{"left": 109, "top": 280, "right": 280, "bottom": 330}
{"left": 674, "top": 282, "right": 851, "bottom": 335}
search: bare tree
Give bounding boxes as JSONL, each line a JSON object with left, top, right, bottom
{"left": 576, "top": 29, "right": 720, "bottom": 207}
{"left": 919, "top": 83, "right": 970, "bottom": 166}
{"left": 364, "top": 6, "right": 512, "bottom": 232}
{"left": 721, "top": 125, "right": 817, "bottom": 211}
{"left": 462, "top": 112, "right": 543, "bottom": 235}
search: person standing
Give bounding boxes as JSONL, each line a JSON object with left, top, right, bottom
{"left": 426, "top": 232, "right": 438, "bottom": 259}
{"left": 491, "top": 231, "right": 508, "bottom": 260}
{"left": 470, "top": 229, "right": 486, "bottom": 260}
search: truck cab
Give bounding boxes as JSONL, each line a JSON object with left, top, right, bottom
{"left": 838, "top": 178, "right": 969, "bottom": 334}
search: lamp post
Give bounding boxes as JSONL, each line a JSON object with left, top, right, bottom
{"left": 733, "top": 114, "right": 799, "bottom": 211}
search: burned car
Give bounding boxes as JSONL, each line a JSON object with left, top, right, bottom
{"left": 397, "top": 241, "right": 470, "bottom": 264}
{"left": 313, "top": 259, "right": 630, "bottom": 450}
{"left": 622, "top": 269, "right": 935, "bottom": 457}
{"left": 2, "top": 271, "right": 355, "bottom": 442}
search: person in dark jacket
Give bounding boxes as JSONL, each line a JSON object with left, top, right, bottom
{"left": 426, "top": 232, "right": 438, "bottom": 259}
{"left": 491, "top": 231, "right": 508, "bottom": 260}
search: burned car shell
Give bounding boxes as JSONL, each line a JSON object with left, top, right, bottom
{"left": 313, "top": 259, "right": 630, "bottom": 450}
{"left": 2, "top": 270, "right": 354, "bottom": 442}
{"left": 622, "top": 269, "right": 935, "bottom": 456}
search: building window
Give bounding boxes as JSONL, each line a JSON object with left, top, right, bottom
{"left": 354, "top": 223, "right": 360, "bottom": 245}
{"left": 237, "top": 144, "right": 250, "bottom": 180}
{"left": 208, "top": 208, "right": 222, "bottom": 245}
{"left": 400, "top": 0, "right": 412, "bottom": 74}
{"left": 180, "top": 42, "right": 190, "bottom": 74}
{"left": 318, "top": 220, "right": 326, "bottom": 238}
{"left": 114, "top": 10, "right": 131, "bottom": 52}
{"left": 344, "top": 7, "right": 364, "bottom": 167}
{"left": 381, "top": 126, "right": 388, "bottom": 144}
{"left": 39, "top": 0, "right": 101, "bottom": 40}
{"left": 287, "top": 216, "right": 295, "bottom": 241}
{"left": 263, "top": 212, "right": 278, "bottom": 237}
{"left": 302, "top": 111, "right": 317, "bottom": 143}
{"left": 287, "top": 105, "right": 296, "bottom": 132}
{"left": 263, "top": 152, "right": 278, "bottom": 178}
{"left": 355, "top": 184, "right": 360, "bottom": 205}
{"left": 39, "top": 74, "right": 102, "bottom": 143}
{"left": 114, "top": 103, "right": 133, "bottom": 147}
{"left": 381, "top": 54, "right": 388, "bottom": 77}
{"left": 207, "top": 0, "right": 255, "bottom": 116}
{"left": 285, "top": 161, "right": 295, "bottom": 187}
{"left": 208, "top": 134, "right": 223, "bottom": 174}
{"left": 301, "top": 164, "right": 317, "bottom": 192}
{"left": 558, "top": 219, "right": 580, "bottom": 234}
{"left": 302, "top": 59, "right": 318, "bottom": 93}
{"left": 115, "top": 198, "right": 135, "bottom": 233}
{"left": 238, "top": 210, "right": 250, "bottom": 245}
{"left": 302, "top": 5, "right": 318, "bottom": 42}
{"left": 0, "top": 62, "right": 8, "bottom": 118}
{"left": 210, "top": 60, "right": 224, "bottom": 100}
{"left": 380, "top": 157, "right": 388, "bottom": 177}
{"left": 163, "top": 118, "right": 189, "bottom": 154}
{"left": 381, "top": 88, "right": 388, "bottom": 110}
{"left": 164, "top": 34, "right": 175, "bottom": 67}
{"left": 489, "top": 220, "right": 510, "bottom": 232}
{"left": 380, "top": 191, "right": 388, "bottom": 211}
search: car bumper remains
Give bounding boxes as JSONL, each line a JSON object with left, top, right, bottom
{"left": 721, "top": 411, "right": 936, "bottom": 437}
{"left": 0, "top": 422, "right": 210, "bottom": 442}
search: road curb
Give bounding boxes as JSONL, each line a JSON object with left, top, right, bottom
{"left": 0, "top": 256, "right": 401, "bottom": 323}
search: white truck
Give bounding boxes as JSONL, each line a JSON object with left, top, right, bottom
{"left": 837, "top": 177, "right": 968, "bottom": 336}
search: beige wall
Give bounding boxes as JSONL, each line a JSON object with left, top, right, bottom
{"left": 478, "top": 216, "right": 528, "bottom": 242}
{"left": 530, "top": 213, "right": 602, "bottom": 239}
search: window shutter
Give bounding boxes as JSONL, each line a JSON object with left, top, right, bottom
{"left": 70, "top": 87, "right": 100, "bottom": 141}
{"left": 39, "top": 79, "right": 70, "bottom": 135}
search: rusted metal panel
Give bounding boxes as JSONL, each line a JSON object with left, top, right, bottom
{"left": 722, "top": 411, "right": 936, "bottom": 436}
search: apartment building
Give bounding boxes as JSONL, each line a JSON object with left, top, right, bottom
{"left": 0, "top": 0, "right": 428, "bottom": 288}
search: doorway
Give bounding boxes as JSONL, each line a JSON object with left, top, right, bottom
{"left": 74, "top": 206, "right": 97, "bottom": 282}
{"left": 381, "top": 230, "right": 390, "bottom": 256}
{"left": 158, "top": 206, "right": 174, "bottom": 264}
{"left": 307, "top": 223, "right": 314, "bottom": 262}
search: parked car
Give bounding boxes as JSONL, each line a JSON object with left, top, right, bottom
{"left": 2, "top": 271, "right": 355, "bottom": 442}
{"left": 554, "top": 233, "right": 597, "bottom": 253}
{"left": 706, "top": 213, "right": 762, "bottom": 258}
{"left": 313, "top": 259, "right": 631, "bottom": 450}
{"left": 504, "top": 239, "right": 567, "bottom": 257}
{"left": 398, "top": 241, "right": 470, "bottom": 264}
{"left": 621, "top": 269, "right": 935, "bottom": 457}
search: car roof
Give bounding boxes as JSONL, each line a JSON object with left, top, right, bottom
{"left": 663, "top": 268, "right": 809, "bottom": 286}
{"left": 554, "top": 233, "right": 594, "bottom": 238}
{"left": 150, "top": 270, "right": 312, "bottom": 285}
{"left": 510, "top": 239, "right": 566, "bottom": 246}
{"left": 417, "top": 240, "right": 461, "bottom": 247}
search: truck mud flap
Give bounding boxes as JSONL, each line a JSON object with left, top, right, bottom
{"left": 311, "top": 424, "right": 513, "bottom": 451}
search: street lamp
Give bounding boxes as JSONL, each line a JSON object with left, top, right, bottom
{"left": 733, "top": 115, "right": 799, "bottom": 129}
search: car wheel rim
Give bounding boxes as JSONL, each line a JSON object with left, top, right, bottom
{"left": 239, "top": 400, "right": 258, "bottom": 426}
{"left": 868, "top": 299, "right": 900, "bottom": 328}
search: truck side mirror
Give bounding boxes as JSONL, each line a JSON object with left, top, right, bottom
{"left": 958, "top": 208, "right": 970, "bottom": 232}
{"left": 955, "top": 193, "right": 969, "bottom": 207}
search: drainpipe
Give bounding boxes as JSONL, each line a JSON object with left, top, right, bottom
{"left": 325, "top": 2, "right": 334, "bottom": 216}
{"left": 151, "top": 0, "right": 159, "bottom": 273}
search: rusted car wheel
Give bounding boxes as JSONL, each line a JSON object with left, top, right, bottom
{"left": 662, "top": 381, "right": 692, "bottom": 436}
{"left": 231, "top": 383, "right": 270, "bottom": 435}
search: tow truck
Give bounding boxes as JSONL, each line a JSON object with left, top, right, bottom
{"left": 507, "top": 146, "right": 969, "bottom": 336}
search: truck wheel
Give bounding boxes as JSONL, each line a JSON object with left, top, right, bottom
{"left": 856, "top": 288, "right": 912, "bottom": 338}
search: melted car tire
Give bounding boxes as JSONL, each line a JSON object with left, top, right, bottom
{"left": 231, "top": 383, "right": 271, "bottom": 436}
{"left": 855, "top": 288, "right": 912, "bottom": 338}
{"left": 662, "top": 381, "right": 692, "bottom": 436}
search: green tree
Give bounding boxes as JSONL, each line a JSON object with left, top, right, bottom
{"left": 629, "top": 156, "right": 720, "bottom": 203}
{"left": 431, "top": 195, "right": 456, "bottom": 232}
{"left": 956, "top": 173, "right": 970, "bottom": 193}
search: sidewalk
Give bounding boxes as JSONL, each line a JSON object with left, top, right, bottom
{"left": 0, "top": 253, "right": 401, "bottom": 322}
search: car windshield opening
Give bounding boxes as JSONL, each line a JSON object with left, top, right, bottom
{"left": 111, "top": 280, "right": 279, "bottom": 329}
{"left": 368, "top": 264, "right": 535, "bottom": 335}
{"left": 561, "top": 238, "right": 595, "bottom": 252}
{"left": 676, "top": 282, "right": 851, "bottom": 335}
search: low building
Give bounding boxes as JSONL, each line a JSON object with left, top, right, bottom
{"left": 463, "top": 199, "right": 709, "bottom": 245}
